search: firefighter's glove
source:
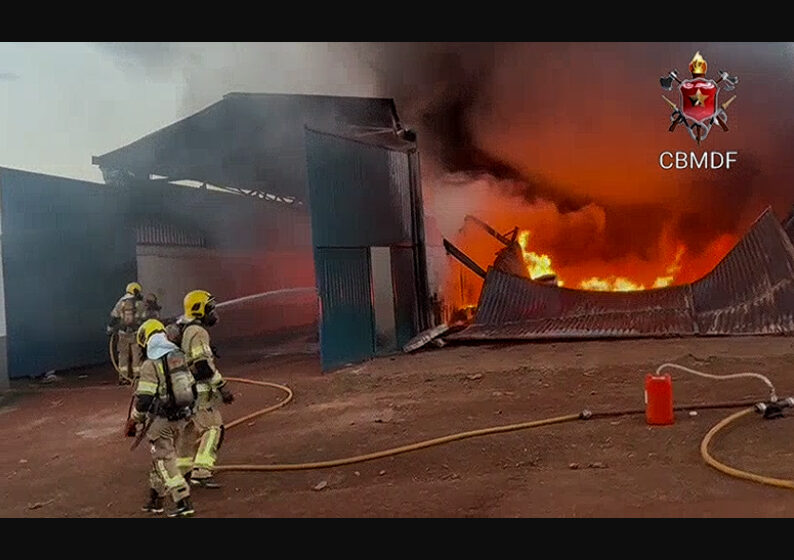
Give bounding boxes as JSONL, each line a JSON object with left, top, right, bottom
{"left": 220, "top": 386, "right": 235, "bottom": 404}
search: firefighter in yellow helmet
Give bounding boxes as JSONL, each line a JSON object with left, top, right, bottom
{"left": 125, "top": 319, "right": 197, "bottom": 517}
{"left": 107, "top": 282, "right": 146, "bottom": 385}
{"left": 174, "top": 290, "right": 234, "bottom": 488}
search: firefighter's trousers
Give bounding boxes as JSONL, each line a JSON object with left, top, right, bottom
{"left": 147, "top": 416, "right": 191, "bottom": 504}
{"left": 178, "top": 407, "right": 223, "bottom": 479}
{"left": 117, "top": 331, "right": 142, "bottom": 383}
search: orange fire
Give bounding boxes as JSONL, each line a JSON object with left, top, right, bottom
{"left": 517, "top": 231, "right": 556, "bottom": 279}
{"left": 430, "top": 178, "right": 741, "bottom": 319}
{"left": 517, "top": 231, "right": 688, "bottom": 292}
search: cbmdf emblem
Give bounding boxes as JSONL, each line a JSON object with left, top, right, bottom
{"left": 660, "top": 52, "right": 738, "bottom": 144}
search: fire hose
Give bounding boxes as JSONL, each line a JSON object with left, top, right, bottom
{"left": 215, "top": 367, "right": 794, "bottom": 490}
{"left": 653, "top": 363, "right": 794, "bottom": 490}
{"left": 213, "top": 399, "right": 772, "bottom": 473}
{"left": 700, "top": 407, "right": 794, "bottom": 490}
{"left": 111, "top": 335, "right": 794, "bottom": 491}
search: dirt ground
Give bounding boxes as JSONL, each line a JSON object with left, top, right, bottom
{"left": 3, "top": 334, "right": 794, "bottom": 518}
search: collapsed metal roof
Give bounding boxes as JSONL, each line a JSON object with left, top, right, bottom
{"left": 448, "top": 207, "right": 794, "bottom": 341}
{"left": 92, "top": 93, "right": 402, "bottom": 203}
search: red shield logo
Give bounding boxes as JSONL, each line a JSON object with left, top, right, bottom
{"left": 679, "top": 78, "right": 718, "bottom": 124}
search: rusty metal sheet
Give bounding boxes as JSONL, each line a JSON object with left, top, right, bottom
{"left": 492, "top": 242, "right": 531, "bottom": 279}
{"left": 454, "top": 310, "right": 697, "bottom": 340}
{"left": 449, "top": 207, "right": 794, "bottom": 341}
{"left": 451, "top": 268, "right": 696, "bottom": 340}
{"left": 692, "top": 208, "right": 794, "bottom": 335}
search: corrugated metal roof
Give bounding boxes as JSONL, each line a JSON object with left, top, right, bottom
{"left": 92, "top": 93, "right": 400, "bottom": 202}
{"left": 692, "top": 208, "right": 794, "bottom": 334}
{"left": 136, "top": 221, "right": 206, "bottom": 248}
{"left": 455, "top": 268, "right": 696, "bottom": 340}
{"left": 450, "top": 207, "right": 794, "bottom": 341}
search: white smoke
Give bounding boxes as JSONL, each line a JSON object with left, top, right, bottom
{"left": 95, "top": 42, "right": 381, "bottom": 116}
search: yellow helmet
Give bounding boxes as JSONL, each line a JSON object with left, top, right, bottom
{"left": 126, "top": 282, "right": 142, "bottom": 296}
{"left": 137, "top": 319, "right": 165, "bottom": 348}
{"left": 184, "top": 290, "right": 216, "bottom": 319}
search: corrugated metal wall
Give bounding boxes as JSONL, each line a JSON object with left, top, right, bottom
{"left": 125, "top": 180, "right": 312, "bottom": 253}
{"left": 128, "top": 180, "right": 316, "bottom": 344}
{"left": 0, "top": 168, "right": 136, "bottom": 378}
{"left": 136, "top": 221, "right": 207, "bottom": 248}
{"left": 137, "top": 245, "right": 317, "bottom": 342}
{"left": 305, "top": 129, "right": 430, "bottom": 370}
{"left": 315, "top": 248, "right": 375, "bottom": 370}
{"left": 305, "top": 133, "right": 413, "bottom": 247}
{"left": 0, "top": 183, "right": 8, "bottom": 388}
{"left": 454, "top": 268, "right": 697, "bottom": 340}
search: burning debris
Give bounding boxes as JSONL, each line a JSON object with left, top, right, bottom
{"left": 447, "top": 207, "right": 794, "bottom": 342}
{"left": 444, "top": 210, "right": 696, "bottom": 309}
{"left": 443, "top": 213, "right": 686, "bottom": 305}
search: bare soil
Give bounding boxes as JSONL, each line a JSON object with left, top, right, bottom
{"left": 3, "top": 335, "right": 794, "bottom": 517}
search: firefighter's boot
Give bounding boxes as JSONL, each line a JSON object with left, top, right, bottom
{"left": 168, "top": 497, "right": 195, "bottom": 517}
{"left": 142, "top": 489, "right": 164, "bottom": 514}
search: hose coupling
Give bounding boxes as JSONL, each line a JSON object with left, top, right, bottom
{"left": 755, "top": 397, "right": 794, "bottom": 419}
{"left": 580, "top": 409, "right": 592, "bottom": 420}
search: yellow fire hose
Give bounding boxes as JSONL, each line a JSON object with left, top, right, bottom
{"left": 111, "top": 342, "right": 794, "bottom": 490}
{"left": 109, "top": 333, "right": 130, "bottom": 383}
{"left": 214, "top": 408, "right": 582, "bottom": 472}
{"left": 700, "top": 407, "right": 794, "bottom": 490}
{"left": 221, "top": 377, "right": 293, "bottom": 430}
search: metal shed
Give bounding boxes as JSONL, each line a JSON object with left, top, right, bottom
{"left": 0, "top": 93, "right": 414, "bottom": 387}
{"left": 305, "top": 127, "right": 431, "bottom": 370}
{"left": 90, "top": 91, "right": 410, "bottom": 339}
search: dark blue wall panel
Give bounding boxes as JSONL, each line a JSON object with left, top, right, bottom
{"left": 1, "top": 168, "right": 136, "bottom": 378}
{"left": 315, "top": 248, "right": 374, "bottom": 371}
{"left": 305, "top": 129, "right": 432, "bottom": 371}
{"left": 305, "top": 131, "right": 413, "bottom": 248}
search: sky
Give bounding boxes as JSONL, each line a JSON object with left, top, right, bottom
{"left": 0, "top": 42, "right": 187, "bottom": 183}
{"left": 0, "top": 42, "right": 381, "bottom": 183}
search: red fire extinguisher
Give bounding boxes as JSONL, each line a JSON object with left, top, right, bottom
{"left": 645, "top": 373, "right": 674, "bottom": 425}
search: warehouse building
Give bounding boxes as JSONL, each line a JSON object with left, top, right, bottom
{"left": 0, "top": 92, "right": 433, "bottom": 387}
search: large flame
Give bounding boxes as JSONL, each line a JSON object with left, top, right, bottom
{"left": 429, "top": 176, "right": 741, "bottom": 319}
{"left": 517, "top": 231, "right": 688, "bottom": 292}
{"left": 517, "top": 231, "right": 556, "bottom": 279}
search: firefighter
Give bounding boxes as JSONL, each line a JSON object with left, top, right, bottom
{"left": 107, "top": 282, "right": 146, "bottom": 385}
{"left": 126, "top": 318, "right": 197, "bottom": 517}
{"left": 175, "top": 290, "right": 234, "bottom": 488}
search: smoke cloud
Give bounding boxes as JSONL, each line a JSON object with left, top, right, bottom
{"left": 96, "top": 42, "right": 379, "bottom": 116}
{"left": 94, "top": 42, "right": 794, "bottom": 296}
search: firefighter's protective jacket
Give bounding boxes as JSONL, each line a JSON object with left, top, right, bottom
{"left": 180, "top": 321, "right": 226, "bottom": 409}
{"left": 109, "top": 294, "right": 145, "bottom": 333}
{"left": 132, "top": 334, "right": 195, "bottom": 422}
